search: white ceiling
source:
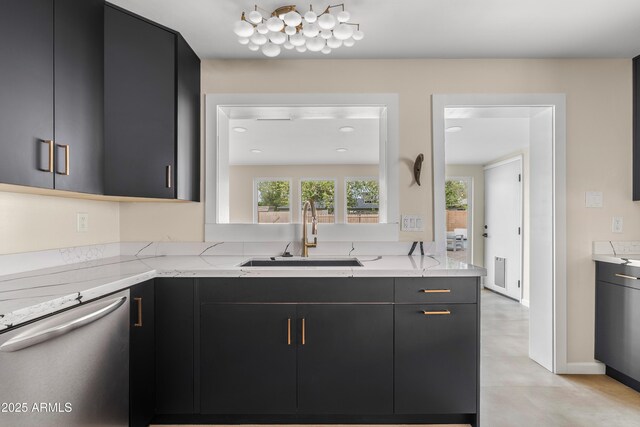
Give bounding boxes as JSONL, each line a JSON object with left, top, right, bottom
{"left": 444, "top": 107, "right": 549, "bottom": 165}
{"left": 224, "top": 106, "right": 380, "bottom": 165}
{"left": 110, "top": 0, "right": 640, "bottom": 59}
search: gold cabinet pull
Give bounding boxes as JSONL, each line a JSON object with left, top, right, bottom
{"left": 134, "top": 297, "right": 143, "bottom": 327}
{"left": 42, "top": 140, "right": 54, "bottom": 172}
{"left": 420, "top": 289, "right": 451, "bottom": 293}
{"left": 56, "top": 144, "right": 70, "bottom": 175}
{"left": 166, "top": 165, "right": 172, "bottom": 188}
{"left": 301, "top": 318, "right": 306, "bottom": 345}
{"left": 287, "top": 318, "right": 291, "bottom": 345}
{"left": 615, "top": 273, "right": 638, "bottom": 280}
{"left": 422, "top": 310, "right": 451, "bottom": 316}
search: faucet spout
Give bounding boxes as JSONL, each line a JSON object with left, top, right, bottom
{"left": 302, "top": 198, "right": 318, "bottom": 257}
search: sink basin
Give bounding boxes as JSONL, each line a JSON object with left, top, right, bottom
{"left": 240, "top": 258, "right": 363, "bottom": 267}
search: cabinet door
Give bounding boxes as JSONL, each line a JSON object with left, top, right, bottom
{"left": 0, "top": 0, "right": 54, "bottom": 189}
{"left": 395, "top": 304, "right": 477, "bottom": 414}
{"left": 596, "top": 281, "right": 640, "bottom": 379}
{"left": 104, "top": 5, "right": 176, "bottom": 198}
{"left": 297, "top": 304, "right": 394, "bottom": 414}
{"left": 200, "top": 304, "right": 297, "bottom": 414}
{"left": 130, "top": 280, "right": 155, "bottom": 427}
{"left": 53, "top": 0, "right": 103, "bottom": 194}
{"left": 155, "top": 279, "right": 194, "bottom": 414}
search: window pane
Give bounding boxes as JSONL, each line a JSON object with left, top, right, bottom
{"left": 301, "top": 180, "right": 335, "bottom": 224}
{"left": 346, "top": 180, "right": 379, "bottom": 224}
{"left": 256, "top": 180, "right": 290, "bottom": 223}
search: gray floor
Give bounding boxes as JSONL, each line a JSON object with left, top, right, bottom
{"left": 160, "top": 289, "right": 640, "bottom": 427}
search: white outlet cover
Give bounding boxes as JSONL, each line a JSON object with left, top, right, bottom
{"left": 612, "top": 216, "right": 623, "bottom": 233}
{"left": 585, "top": 191, "right": 603, "bottom": 208}
{"left": 77, "top": 212, "right": 89, "bottom": 232}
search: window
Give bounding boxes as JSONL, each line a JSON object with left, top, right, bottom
{"left": 255, "top": 179, "right": 291, "bottom": 224}
{"left": 300, "top": 179, "right": 336, "bottom": 224}
{"left": 346, "top": 179, "right": 380, "bottom": 224}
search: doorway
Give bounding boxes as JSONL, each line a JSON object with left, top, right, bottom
{"left": 445, "top": 176, "right": 472, "bottom": 264}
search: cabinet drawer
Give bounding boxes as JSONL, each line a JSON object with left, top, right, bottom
{"left": 199, "top": 277, "right": 394, "bottom": 303}
{"left": 596, "top": 262, "right": 640, "bottom": 291}
{"left": 395, "top": 278, "right": 478, "bottom": 303}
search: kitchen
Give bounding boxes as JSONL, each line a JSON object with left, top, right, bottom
{"left": 1, "top": 1, "right": 640, "bottom": 426}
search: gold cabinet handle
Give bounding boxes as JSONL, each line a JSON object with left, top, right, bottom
{"left": 166, "top": 165, "right": 172, "bottom": 188}
{"left": 42, "top": 140, "right": 54, "bottom": 172}
{"left": 422, "top": 310, "right": 451, "bottom": 316}
{"left": 420, "top": 289, "right": 451, "bottom": 293}
{"left": 56, "top": 144, "right": 69, "bottom": 175}
{"left": 287, "top": 318, "right": 291, "bottom": 345}
{"left": 615, "top": 273, "right": 638, "bottom": 280}
{"left": 301, "top": 318, "right": 306, "bottom": 345}
{"left": 134, "top": 297, "right": 143, "bottom": 327}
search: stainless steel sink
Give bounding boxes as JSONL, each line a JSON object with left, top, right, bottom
{"left": 240, "top": 258, "right": 363, "bottom": 267}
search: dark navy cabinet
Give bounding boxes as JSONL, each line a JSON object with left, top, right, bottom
{"left": 130, "top": 280, "right": 155, "bottom": 427}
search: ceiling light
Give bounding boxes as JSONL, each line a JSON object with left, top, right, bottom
{"left": 233, "top": 127, "right": 247, "bottom": 132}
{"left": 336, "top": 148, "right": 348, "bottom": 152}
{"left": 339, "top": 126, "right": 355, "bottom": 132}
{"left": 446, "top": 126, "right": 463, "bottom": 133}
{"left": 233, "top": 4, "right": 363, "bottom": 57}
{"left": 250, "top": 149, "right": 262, "bottom": 153}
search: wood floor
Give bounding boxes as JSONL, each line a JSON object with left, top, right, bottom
{"left": 156, "top": 289, "right": 640, "bottom": 427}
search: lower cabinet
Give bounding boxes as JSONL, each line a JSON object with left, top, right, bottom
{"left": 129, "top": 280, "right": 155, "bottom": 427}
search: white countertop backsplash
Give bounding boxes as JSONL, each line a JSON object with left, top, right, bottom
{"left": 0, "top": 241, "right": 485, "bottom": 332}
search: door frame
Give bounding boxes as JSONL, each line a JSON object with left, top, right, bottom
{"left": 432, "top": 93, "right": 568, "bottom": 374}
{"left": 482, "top": 155, "right": 523, "bottom": 302}
{"left": 445, "top": 175, "right": 473, "bottom": 265}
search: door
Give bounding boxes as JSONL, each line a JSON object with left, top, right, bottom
{"left": 394, "top": 304, "right": 477, "bottom": 414}
{"left": 130, "top": 280, "right": 154, "bottom": 427}
{"left": 297, "top": 304, "right": 393, "bottom": 414}
{"left": 200, "top": 304, "right": 297, "bottom": 414}
{"left": 0, "top": 0, "right": 54, "bottom": 189}
{"left": 104, "top": 5, "right": 176, "bottom": 198}
{"left": 53, "top": 0, "right": 104, "bottom": 194}
{"left": 484, "top": 157, "right": 522, "bottom": 300}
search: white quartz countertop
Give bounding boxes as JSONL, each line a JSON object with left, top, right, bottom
{"left": 592, "top": 253, "right": 640, "bottom": 267}
{"left": 0, "top": 254, "right": 485, "bottom": 332}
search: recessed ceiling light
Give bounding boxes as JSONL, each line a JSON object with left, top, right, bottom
{"left": 339, "top": 126, "right": 355, "bottom": 133}
{"left": 336, "top": 148, "right": 348, "bottom": 152}
{"left": 250, "top": 149, "right": 262, "bottom": 153}
{"left": 233, "top": 127, "right": 247, "bottom": 133}
{"left": 446, "top": 126, "right": 462, "bottom": 133}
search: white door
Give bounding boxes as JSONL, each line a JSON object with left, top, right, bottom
{"left": 484, "top": 158, "right": 522, "bottom": 300}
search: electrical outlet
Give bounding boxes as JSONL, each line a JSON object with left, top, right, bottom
{"left": 612, "top": 216, "right": 623, "bottom": 233}
{"left": 77, "top": 212, "right": 89, "bottom": 232}
{"left": 401, "top": 215, "right": 424, "bottom": 232}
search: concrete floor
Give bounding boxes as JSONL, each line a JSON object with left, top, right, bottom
{"left": 158, "top": 289, "right": 640, "bottom": 427}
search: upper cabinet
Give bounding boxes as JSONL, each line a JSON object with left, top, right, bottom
{"left": 104, "top": 5, "right": 201, "bottom": 201}
{"left": 0, "top": 0, "right": 103, "bottom": 193}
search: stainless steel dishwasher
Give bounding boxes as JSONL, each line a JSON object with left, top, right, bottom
{"left": 0, "top": 290, "right": 129, "bottom": 427}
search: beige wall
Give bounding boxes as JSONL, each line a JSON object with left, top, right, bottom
{"left": 445, "top": 164, "right": 485, "bottom": 267}
{"left": 0, "top": 189, "right": 119, "bottom": 254}
{"left": 229, "top": 164, "right": 378, "bottom": 223}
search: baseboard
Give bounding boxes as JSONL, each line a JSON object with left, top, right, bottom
{"left": 520, "top": 299, "right": 530, "bottom": 307}
{"left": 564, "top": 361, "right": 606, "bottom": 375}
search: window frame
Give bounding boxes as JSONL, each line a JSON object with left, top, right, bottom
{"left": 253, "top": 177, "right": 293, "bottom": 224}
{"left": 344, "top": 176, "right": 380, "bottom": 225}
{"left": 298, "top": 177, "right": 338, "bottom": 224}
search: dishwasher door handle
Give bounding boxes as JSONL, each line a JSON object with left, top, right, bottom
{"left": 0, "top": 295, "right": 127, "bottom": 352}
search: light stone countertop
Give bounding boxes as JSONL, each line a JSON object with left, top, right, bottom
{"left": 0, "top": 254, "right": 485, "bottom": 332}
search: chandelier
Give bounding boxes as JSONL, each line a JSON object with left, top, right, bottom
{"left": 233, "top": 4, "right": 364, "bottom": 57}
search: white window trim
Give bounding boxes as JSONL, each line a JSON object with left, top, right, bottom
{"left": 299, "top": 177, "right": 338, "bottom": 224}
{"left": 344, "top": 176, "right": 380, "bottom": 225}
{"left": 253, "top": 177, "right": 293, "bottom": 224}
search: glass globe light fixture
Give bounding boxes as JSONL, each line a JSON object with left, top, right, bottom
{"left": 269, "top": 31, "right": 286, "bottom": 45}
{"left": 320, "top": 30, "right": 332, "bottom": 39}
{"left": 283, "top": 11, "right": 302, "bottom": 27}
{"left": 283, "top": 40, "right": 294, "bottom": 50}
{"left": 327, "top": 37, "right": 342, "bottom": 49}
{"left": 343, "top": 37, "right": 355, "bottom": 47}
{"left": 290, "top": 33, "right": 306, "bottom": 47}
{"left": 333, "top": 23, "right": 354, "bottom": 40}
{"left": 303, "top": 22, "right": 320, "bottom": 38}
{"left": 250, "top": 33, "right": 267, "bottom": 46}
{"left": 248, "top": 10, "right": 263, "bottom": 24}
{"left": 304, "top": 10, "right": 317, "bottom": 23}
{"left": 337, "top": 11, "right": 350, "bottom": 23}
{"left": 233, "top": 18, "right": 255, "bottom": 38}
{"left": 296, "top": 45, "right": 307, "bottom": 53}
{"left": 317, "top": 13, "right": 336, "bottom": 30}
{"left": 285, "top": 25, "right": 297, "bottom": 36}
{"left": 321, "top": 46, "right": 332, "bottom": 54}
{"left": 238, "top": 37, "right": 250, "bottom": 45}
{"left": 266, "top": 16, "right": 284, "bottom": 32}
{"left": 262, "top": 43, "right": 281, "bottom": 57}
{"left": 306, "top": 36, "right": 325, "bottom": 52}
{"left": 352, "top": 29, "right": 364, "bottom": 41}
{"left": 256, "top": 23, "right": 269, "bottom": 34}
{"left": 248, "top": 43, "right": 259, "bottom": 51}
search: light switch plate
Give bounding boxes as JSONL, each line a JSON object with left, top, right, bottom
{"left": 585, "top": 191, "right": 603, "bottom": 208}
{"left": 612, "top": 216, "right": 623, "bottom": 233}
{"left": 77, "top": 212, "right": 89, "bottom": 233}
{"left": 401, "top": 214, "right": 424, "bottom": 232}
